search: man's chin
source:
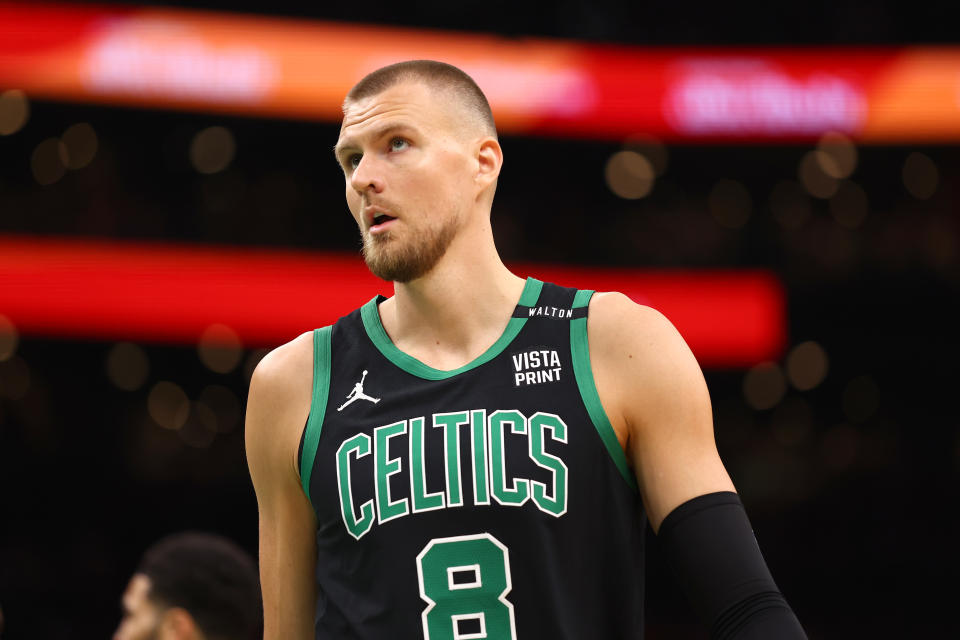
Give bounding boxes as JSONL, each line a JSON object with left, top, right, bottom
{"left": 360, "top": 217, "right": 457, "bottom": 283}
{"left": 364, "top": 257, "right": 428, "bottom": 283}
{"left": 363, "top": 245, "right": 443, "bottom": 283}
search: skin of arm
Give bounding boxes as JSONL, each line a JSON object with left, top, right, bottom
{"left": 245, "top": 332, "right": 318, "bottom": 639}
{"left": 587, "top": 292, "right": 737, "bottom": 532}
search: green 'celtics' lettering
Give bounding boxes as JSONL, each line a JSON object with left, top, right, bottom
{"left": 489, "top": 410, "right": 529, "bottom": 506}
{"left": 416, "top": 534, "right": 517, "bottom": 640}
{"left": 375, "top": 421, "right": 409, "bottom": 523}
{"left": 335, "top": 409, "right": 571, "bottom": 539}
{"left": 529, "top": 412, "right": 568, "bottom": 516}
{"left": 336, "top": 433, "right": 375, "bottom": 540}
{"left": 434, "top": 411, "right": 468, "bottom": 508}
{"left": 471, "top": 409, "right": 490, "bottom": 505}
{"left": 410, "top": 417, "right": 445, "bottom": 513}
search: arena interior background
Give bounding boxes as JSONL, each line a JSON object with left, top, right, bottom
{"left": 0, "top": 0, "right": 957, "bottom": 637}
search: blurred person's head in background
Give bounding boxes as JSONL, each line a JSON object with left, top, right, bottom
{"left": 113, "top": 532, "right": 261, "bottom": 640}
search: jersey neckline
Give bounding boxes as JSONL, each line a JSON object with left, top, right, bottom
{"left": 359, "top": 277, "right": 544, "bottom": 380}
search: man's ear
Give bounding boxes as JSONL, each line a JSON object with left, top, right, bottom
{"left": 157, "top": 607, "right": 203, "bottom": 639}
{"left": 475, "top": 136, "right": 503, "bottom": 191}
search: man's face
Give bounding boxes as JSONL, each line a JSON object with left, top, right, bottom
{"left": 113, "top": 574, "right": 161, "bottom": 640}
{"left": 335, "top": 81, "right": 478, "bottom": 282}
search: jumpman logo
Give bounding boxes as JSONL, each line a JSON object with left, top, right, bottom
{"left": 337, "top": 370, "right": 381, "bottom": 412}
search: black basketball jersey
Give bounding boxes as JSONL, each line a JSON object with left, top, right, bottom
{"left": 298, "top": 278, "right": 647, "bottom": 639}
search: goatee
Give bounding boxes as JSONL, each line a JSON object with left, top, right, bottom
{"left": 362, "top": 215, "right": 460, "bottom": 282}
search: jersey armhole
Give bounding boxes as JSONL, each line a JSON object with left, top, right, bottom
{"left": 299, "top": 325, "right": 333, "bottom": 502}
{"left": 570, "top": 290, "right": 639, "bottom": 491}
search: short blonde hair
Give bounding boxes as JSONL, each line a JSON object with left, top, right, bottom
{"left": 345, "top": 59, "right": 497, "bottom": 139}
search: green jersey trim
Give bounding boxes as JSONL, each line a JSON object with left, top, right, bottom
{"left": 570, "top": 290, "right": 638, "bottom": 491}
{"left": 360, "top": 277, "right": 544, "bottom": 380}
{"left": 301, "top": 325, "right": 333, "bottom": 501}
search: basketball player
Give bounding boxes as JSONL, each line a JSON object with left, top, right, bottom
{"left": 245, "top": 60, "right": 806, "bottom": 638}
{"left": 113, "top": 532, "right": 261, "bottom": 640}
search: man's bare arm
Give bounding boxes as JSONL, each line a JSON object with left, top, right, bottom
{"left": 588, "top": 292, "right": 806, "bottom": 638}
{"left": 587, "top": 292, "right": 734, "bottom": 530}
{"left": 245, "top": 332, "right": 317, "bottom": 640}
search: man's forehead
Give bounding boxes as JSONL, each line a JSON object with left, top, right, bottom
{"left": 342, "top": 81, "right": 435, "bottom": 122}
{"left": 338, "top": 80, "right": 470, "bottom": 140}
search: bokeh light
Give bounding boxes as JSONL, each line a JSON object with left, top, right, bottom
{"left": 743, "top": 362, "right": 787, "bottom": 410}
{"left": 798, "top": 150, "right": 839, "bottom": 199}
{"left": 785, "top": 341, "right": 829, "bottom": 391}
{"left": 61, "top": 123, "right": 99, "bottom": 170}
{"left": 902, "top": 152, "right": 938, "bottom": 200}
{"left": 815, "top": 131, "right": 858, "bottom": 179}
{"left": 623, "top": 136, "right": 668, "bottom": 176}
{"left": 31, "top": 137, "right": 69, "bottom": 186}
{"left": 190, "top": 126, "right": 236, "bottom": 174}
{"left": 605, "top": 150, "right": 654, "bottom": 199}
{"left": 0, "top": 90, "right": 29, "bottom": 136}
{"left": 105, "top": 342, "right": 150, "bottom": 391}
{"left": 0, "top": 314, "right": 18, "bottom": 361}
{"left": 708, "top": 179, "right": 752, "bottom": 229}
{"left": 197, "top": 323, "right": 243, "bottom": 373}
{"left": 147, "top": 381, "right": 190, "bottom": 430}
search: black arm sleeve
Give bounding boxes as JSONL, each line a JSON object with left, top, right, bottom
{"left": 656, "top": 491, "right": 807, "bottom": 639}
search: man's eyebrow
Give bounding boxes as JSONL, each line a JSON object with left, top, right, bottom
{"left": 333, "top": 123, "right": 417, "bottom": 159}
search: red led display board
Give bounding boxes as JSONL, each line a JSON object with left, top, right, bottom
{"left": 0, "top": 235, "right": 785, "bottom": 368}
{"left": 1, "top": 2, "right": 959, "bottom": 142}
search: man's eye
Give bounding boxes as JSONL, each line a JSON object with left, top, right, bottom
{"left": 347, "top": 154, "right": 362, "bottom": 169}
{"left": 389, "top": 138, "right": 408, "bottom": 151}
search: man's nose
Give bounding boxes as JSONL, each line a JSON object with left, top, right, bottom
{"left": 350, "top": 155, "right": 383, "bottom": 195}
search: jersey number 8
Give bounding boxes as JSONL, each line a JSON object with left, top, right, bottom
{"left": 416, "top": 533, "right": 518, "bottom": 640}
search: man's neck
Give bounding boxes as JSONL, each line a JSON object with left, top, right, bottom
{"left": 378, "top": 229, "right": 526, "bottom": 371}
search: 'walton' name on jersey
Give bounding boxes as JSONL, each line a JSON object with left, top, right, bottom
{"left": 336, "top": 408, "right": 569, "bottom": 540}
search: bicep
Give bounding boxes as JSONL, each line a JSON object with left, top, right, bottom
{"left": 246, "top": 356, "right": 317, "bottom": 640}
{"left": 626, "top": 336, "right": 734, "bottom": 532}
{"left": 589, "top": 294, "right": 735, "bottom": 531}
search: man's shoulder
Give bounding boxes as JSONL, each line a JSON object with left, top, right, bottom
{"left": 586, "top": 290, "right": 699, "bottom": 381}
{"left": 587, "top": 291, "right": 676, "bottom": 338}
{"left": 249, "top": 331, "right": 315, "bottom": 399}
{"left": 584, "top": 290, "right": 709, "bottom": 453}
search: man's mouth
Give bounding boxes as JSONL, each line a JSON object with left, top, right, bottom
{"left": 369, "top": 213, "right": 398, "bottom": 233}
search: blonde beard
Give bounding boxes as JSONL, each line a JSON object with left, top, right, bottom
{"left": 361, "top": 214, "right": 461, "bottom": 283}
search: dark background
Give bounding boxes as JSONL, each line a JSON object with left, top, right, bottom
{"left": 1, "top": 1, "right": 958, "bottom": 637}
